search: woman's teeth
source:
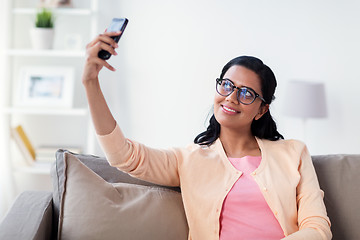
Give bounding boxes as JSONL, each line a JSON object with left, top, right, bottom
{"left": 223, "top": 106, "right": 236, "bottom": 113}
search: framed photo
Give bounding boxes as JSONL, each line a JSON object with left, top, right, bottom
{"left": 17, "top": 66, "right": 75, "bottom": 108}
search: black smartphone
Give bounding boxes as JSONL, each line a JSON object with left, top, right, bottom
{"left": 98, "top": 18, "right": 128, "bottom": 60}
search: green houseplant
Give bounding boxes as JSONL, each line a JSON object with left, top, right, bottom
{"left": 35, "top": 8, "right": 54, "bottom": 28}
{"left": 30, "top": 8, "right": 55, "bottom": 49}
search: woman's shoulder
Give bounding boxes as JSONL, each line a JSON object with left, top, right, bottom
{"left": 257, "top": 138, "right": 311, "bottom": 169}
{"left": 258, "top": 138, "right": 307, "bottom": 154}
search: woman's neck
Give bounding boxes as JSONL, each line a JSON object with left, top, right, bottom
{"left": 219, "top": 127, "right": 261, "bottom": 158}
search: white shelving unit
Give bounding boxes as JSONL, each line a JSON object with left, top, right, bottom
{"left": 1, "top": 0, "right": 99, "bottom": 199}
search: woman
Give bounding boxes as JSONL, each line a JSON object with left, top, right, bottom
{"left": 82, "top": 31, "right": 331, "bottom": 240}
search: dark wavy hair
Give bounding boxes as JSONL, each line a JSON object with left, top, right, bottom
{"left": 194, "top": 56, "right": 284, "bottom": 146}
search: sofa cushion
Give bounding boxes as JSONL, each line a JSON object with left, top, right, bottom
{"left": 55, "top": 152, "right": 188, "bottom": 240}
{"left": 312, "top": 154, "right": 360, "bottom": 240}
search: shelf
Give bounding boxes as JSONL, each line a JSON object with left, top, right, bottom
{"left": 6, "top": 49, "right": 85, "bottom": 57}
{"left": 13, "top": 8, "right": 93, "bottom": 16}
{"left": 2, "top": 0, "right": 99, "bottom": 201}
{"left": 2, "top": 107, "right": 88, "bottom": 116}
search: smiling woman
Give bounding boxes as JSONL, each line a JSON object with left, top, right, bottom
{"left": 82, "top": 29, "right": 331, "bottom": 240}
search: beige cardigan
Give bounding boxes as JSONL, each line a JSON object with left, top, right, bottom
{"left": 98, "top": 124, "right": 332, "bottom": 240}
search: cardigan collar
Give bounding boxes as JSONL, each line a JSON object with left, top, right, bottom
{"left": 211, "top": 136, "right": 268, "bottom": 174}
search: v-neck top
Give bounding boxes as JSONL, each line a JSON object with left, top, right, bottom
{"left": 219, "top": 156, "right": 285, "bottom": 239}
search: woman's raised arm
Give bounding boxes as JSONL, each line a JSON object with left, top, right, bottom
{"left": 82, "top": 31, "right": 121, "bottom": 135}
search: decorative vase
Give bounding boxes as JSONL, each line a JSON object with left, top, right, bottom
{"left": 30, "top": 28, "right": 55, "bottom": 50}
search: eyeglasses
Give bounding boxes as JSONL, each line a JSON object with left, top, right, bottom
{"left": 216, "top": 78, "right": 266, "bottom": 105}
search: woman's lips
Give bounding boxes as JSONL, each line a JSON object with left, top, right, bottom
{"left": 221, "top": 105, "right": 239, "bottom": 115}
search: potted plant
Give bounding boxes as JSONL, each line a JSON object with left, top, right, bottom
{"left": 30, "top": 8, "right": 55, "bottom": 49}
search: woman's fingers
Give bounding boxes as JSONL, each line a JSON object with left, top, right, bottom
{"left": 87, "top": 31, "right": 121, "bottom": 48}
{"left": 88, "top": 41, "right": 118, "bottom": 57}
{"left": 82, "top": 30, "right": 120, "bottom": 83}
{"left": 85, "top": 31, "right": 121, "bottom": 61}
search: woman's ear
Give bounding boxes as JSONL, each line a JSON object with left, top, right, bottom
{"left": 255, "top": 104, "right": 269, "bottom": 120}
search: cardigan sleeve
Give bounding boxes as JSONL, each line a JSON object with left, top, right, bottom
{"left": 283, "top": 144, "right": 332, "bottom": 240}
{"left": 96, "top": 123, "right": 181, "bottom": 187}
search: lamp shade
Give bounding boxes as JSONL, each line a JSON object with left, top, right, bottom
{"left": 283, "top": 80, "right": 327, "bottom": 118}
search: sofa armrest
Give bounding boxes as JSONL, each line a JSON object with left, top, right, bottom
{"left": 0, "top": 191, "right": 53, "bottom": 240}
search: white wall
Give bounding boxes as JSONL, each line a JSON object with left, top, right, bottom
{"left": 98, "top": 0, "right": 360, "bottom": 155}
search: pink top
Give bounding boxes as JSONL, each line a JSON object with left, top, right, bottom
{"left": 219, "top": 156, "right": 285, "bottom": 240}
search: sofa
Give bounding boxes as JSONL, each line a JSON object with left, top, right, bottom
{"left": 0, "top": 150, "right": 359, "bottom": 240}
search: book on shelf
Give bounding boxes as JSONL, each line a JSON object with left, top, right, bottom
{"left": 10, "top": 125, "right": 83, "bottom": 165}
{"left": 10, "top": 125, "right": 36, "bottom": 166}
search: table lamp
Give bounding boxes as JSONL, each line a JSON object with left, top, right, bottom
{"left": 282, "top": 80, "right": 328, "bottom": 140}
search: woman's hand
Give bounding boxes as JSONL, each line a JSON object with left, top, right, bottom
{"left": 82, "top": 31, "right": 121, "bottom": 85}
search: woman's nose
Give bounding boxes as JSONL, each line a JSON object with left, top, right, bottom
{"left": 225, "top": 90, "right": 239, "bottom": 104}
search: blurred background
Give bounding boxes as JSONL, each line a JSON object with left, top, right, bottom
{"left": 1, "top": 0, "right": 359, "bottom": 219}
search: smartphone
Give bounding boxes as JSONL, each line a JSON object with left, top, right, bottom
{"left": 98, "top": 18, "right": 128, "bottom": 60}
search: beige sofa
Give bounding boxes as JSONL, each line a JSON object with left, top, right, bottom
{"left": 0, "top": 150, "right": 359, "bottom": 239}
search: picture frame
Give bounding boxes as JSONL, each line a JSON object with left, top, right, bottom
{"left": 17, "top": 66, "right": 75, "bottom": 108}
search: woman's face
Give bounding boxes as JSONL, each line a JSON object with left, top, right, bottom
{"left": 214, "top": 65, "right": 268, "bottom": 132}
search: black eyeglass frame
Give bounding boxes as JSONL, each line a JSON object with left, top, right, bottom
{"left": 216, "top": 78, "right": 266, "bottom": 105}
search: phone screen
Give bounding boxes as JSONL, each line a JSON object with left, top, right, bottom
{"left": 108, "top": 19, "right": 126, "bottom": 32}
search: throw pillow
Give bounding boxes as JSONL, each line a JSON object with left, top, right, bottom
{"left": 57, "top": 152, "right": 188, "bottom": 239}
